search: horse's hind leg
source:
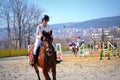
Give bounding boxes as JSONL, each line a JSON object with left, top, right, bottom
{"left": 34, "top": 65, "right": 41, "bottom": 80}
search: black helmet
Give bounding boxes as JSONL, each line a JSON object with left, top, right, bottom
{"left": 43, "top": 15, "right": 49, "bottom": 21}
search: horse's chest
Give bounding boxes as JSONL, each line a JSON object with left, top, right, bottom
{"left": 38, "top": 55, "right": 53, "bottom": 66}
{"left": 44, "top": 56, "right": 53, "bottom": 65}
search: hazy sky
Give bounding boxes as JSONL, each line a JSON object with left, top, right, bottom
{"left": 28, "top": 0, "right": 120, "bottom": 24}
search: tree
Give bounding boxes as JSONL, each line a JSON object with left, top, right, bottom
{"left": 10, "top": 0, "right": 24, "bottom": 49}
{"left": 0, "top": 1, "right": 12, "bottom": 50}
{"left": 26, "top": 4, "right": 42, "bottom": 45}
{"left": 0, "top": 0, "right": 43, "bottom": 49}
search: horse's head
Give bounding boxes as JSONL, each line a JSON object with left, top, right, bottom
{"left": 41, "top": 31, "right": 53, "bottom": 56}
{"left": 41, "top": 30, "right": 53, "bottom": 42}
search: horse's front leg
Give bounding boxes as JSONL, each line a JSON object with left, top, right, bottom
{"left": 34, "top": 65, "right": 41, "bottom": 80}
{"left": 42, "top": 69, "right": 51, "bottom": 80}
{"left": 52, "top": 66, "right": 56, "bottom": 80}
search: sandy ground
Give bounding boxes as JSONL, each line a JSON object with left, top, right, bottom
{"left": 0, "top": 52, "right": 120, "bottom": 80}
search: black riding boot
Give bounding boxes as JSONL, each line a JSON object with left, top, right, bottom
{"left": 31, "top": 55, "right": 37, "bottom": 66}
{"left": 52, "top": 45, "right": 60, "bottom": 64}
{"left": 55, "top": 51, "right": 60, "bottom": 64}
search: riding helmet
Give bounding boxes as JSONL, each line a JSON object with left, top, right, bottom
{"left": 43, "top": 15, "right": 49, "bottom": 21}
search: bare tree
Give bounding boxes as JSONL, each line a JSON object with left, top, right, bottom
{"left": 12, "top": 10, "right": 18, "bottom": 49}
{"left": 11, "top": 0, "right": 29, "bottom": 49}
{"left": 11, "top": 0, "right": 43, "bottom": 49}
{"left": 10, "top": 1, "right": 27, "bottom": 49}
{"left": 0, "top": 1, "right": 12, "bottom": 50}
{"left": 0, "top": 0, "right": 43, "bottom": 49}
{"left": 26, "top": 4, "right": 42, "bottom": 45}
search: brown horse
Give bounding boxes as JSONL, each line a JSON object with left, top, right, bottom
{"left": 28, "top": 31, "right": 56, "bottom": 80}
{"left": 72, "top": 46, "right": 79, "bottom": 57}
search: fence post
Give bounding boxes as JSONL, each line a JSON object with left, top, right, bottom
{"left": 56, "top": 43, "right": 62, "bottom": 61}
{"left": 79, "top": 43, "right": 84, "bottom": 57}
{"left": 99, "top": 42, "right": 103, "bottom": 60}
{"left": 107, "top": 41, "right": 110, "bottom": 60}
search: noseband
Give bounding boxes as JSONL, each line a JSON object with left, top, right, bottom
{"left": 44, "top": 45, "right": 53, "bottom": 56}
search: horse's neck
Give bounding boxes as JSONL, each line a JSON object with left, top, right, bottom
{"left": 39, "top": 46, "right": 46, "bottom": 54}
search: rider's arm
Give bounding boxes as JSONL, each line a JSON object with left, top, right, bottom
{"left": 36, "top": 25, "right": 42, "bottom": 39}
{"left": 36, "top": 32, "right": 41, "bottom": 39}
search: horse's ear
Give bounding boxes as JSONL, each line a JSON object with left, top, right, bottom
{"left": 42, "top": 31, "right": 46, "bottom": 36}
{"left": 49, "top": 30, "right": 52, "bottom": 35}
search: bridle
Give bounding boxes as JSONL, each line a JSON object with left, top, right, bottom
{"left": 42, "top": 36, "right": 53, "bottom": 56}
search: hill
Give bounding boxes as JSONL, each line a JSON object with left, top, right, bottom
{"left": 51, "top": 16, "right": 120, "bottom": 29}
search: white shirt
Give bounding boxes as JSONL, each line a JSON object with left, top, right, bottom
{"left": 76, "top": 38, "right": 81, "bottom": 46}
{"left": 36, "top": 24, "right": 51, "bottom": 40}
{"left": 77, "top": 38, "right": 81, "bottom": 43}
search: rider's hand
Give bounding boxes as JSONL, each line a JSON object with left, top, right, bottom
{"left": 36, "top": 35, "right": 41, "bottom": 39}
{"left": 36, "top": 32, "right": 41, "bottom": 39}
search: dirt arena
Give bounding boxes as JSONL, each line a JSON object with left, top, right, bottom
{"left": 0, "top": 52, "right": 120, "bottom": 80}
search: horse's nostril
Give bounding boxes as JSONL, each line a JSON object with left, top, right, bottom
{"left": 46, "top": 51, "right": 49, "bottom": 53}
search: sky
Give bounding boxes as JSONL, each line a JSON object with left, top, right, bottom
{"left": 1, "top": 0, "right": 120, "bottom": 25}
{"left": 28, "top": 0, "right": 120, "bottom": 24}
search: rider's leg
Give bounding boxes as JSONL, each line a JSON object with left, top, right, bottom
{"left": 52, "top": 43, "right": 56, "bottom": 52}
{"left": 52, "top": 43, "right": 59, "bottom": 64}
{"left": 32, "top": 40, "right": 42, "bottom": 66}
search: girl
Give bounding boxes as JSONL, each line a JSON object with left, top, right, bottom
{"left": 32, "top": 15, "right": 56, "bottom": 66}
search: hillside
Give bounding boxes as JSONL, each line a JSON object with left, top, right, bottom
{"left": 51, "top": 16, "right": 120, "bottom": 29}
{"left": 0, "top": 16, "right": 120, "bottom": 49}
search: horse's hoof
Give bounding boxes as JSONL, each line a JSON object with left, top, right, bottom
{"left": 75, "top": 56, "right": 77, "bottom": 57}
{"left": 100, "top": 58, "right": 102, "bottom": 60}
{"left": 108, "top": 58, "right": 110, "bottom": 60}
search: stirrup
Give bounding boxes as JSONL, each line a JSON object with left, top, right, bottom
{"left": 31, "top": 61, "right": 36, "bottom": 66}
